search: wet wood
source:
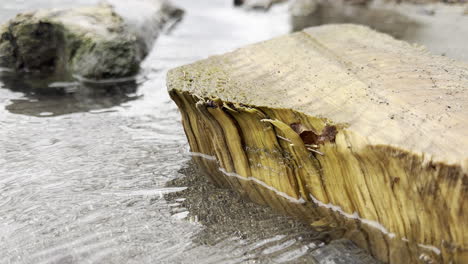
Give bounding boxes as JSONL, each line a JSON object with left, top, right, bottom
{"left": 167, "top": 24, "right": 468, "bottom": 263}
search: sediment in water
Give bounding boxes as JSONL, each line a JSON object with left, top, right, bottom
{"left": 167, "top": 24, "right": 468, "bottom": 263}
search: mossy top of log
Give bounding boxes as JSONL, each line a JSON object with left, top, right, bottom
{"left": 167, "top": 24, "right": 468, "bottom": 169}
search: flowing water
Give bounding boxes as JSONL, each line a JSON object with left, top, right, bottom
{"left": 0, "top": 1, "right": 353, "bottom": 263}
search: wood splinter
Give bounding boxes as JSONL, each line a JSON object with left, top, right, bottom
{"left": 168, "top": 24, "right": 468, "bottom": 263}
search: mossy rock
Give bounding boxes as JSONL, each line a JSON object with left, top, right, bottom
{"left": 0, "top": 2, "right": 182, "bottom": 81}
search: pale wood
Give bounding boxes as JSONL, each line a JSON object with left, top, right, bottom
{"left": 167, "top": 24, "right": 467, "bottom": 263}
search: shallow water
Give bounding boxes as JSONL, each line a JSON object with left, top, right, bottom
{"left": 0, "top": 1, "right": 350, "bottom": 263}
{"left": 2, "top": 0, "right": 463, "bottom": 263}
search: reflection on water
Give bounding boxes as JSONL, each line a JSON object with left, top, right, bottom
{"left": 0, "top": 70, "right": 141, "bottom": 117}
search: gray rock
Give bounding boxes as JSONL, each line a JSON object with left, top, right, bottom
{"left": 0, "top": 1, "right": 183, "bottom": 81}
{"left": 109, "top": 0, "right": 184, "bottom": 58}
{"left": 235, "top": 0, "right": 288, "bottom": 11}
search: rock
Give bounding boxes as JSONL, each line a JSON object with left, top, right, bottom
{"left": 0, "top": 1, "right": 183, "bottom": 81}
{"left": 109, "top": 0, "right": 184, "bottom": 58}
{"left": 167, "top": 24, "right": 467, "bottom": 263}
{"left": 235, "top": 0, "right": 288, "bottom": 10}
{"left": 234, "top": 0, "right": 246, "bottom": 6}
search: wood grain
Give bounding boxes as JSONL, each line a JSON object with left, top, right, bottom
{"left": 167, "top": 24, "right": 467, "bottom": 263}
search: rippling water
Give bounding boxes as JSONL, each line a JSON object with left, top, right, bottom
{"left": 0, "top": 1, "right": 345, "bottom": 263}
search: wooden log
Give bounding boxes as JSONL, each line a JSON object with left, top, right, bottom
{"left": 167, "top": 24, "right": 467, "bottom": 263}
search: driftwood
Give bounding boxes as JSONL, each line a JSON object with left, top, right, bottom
{"left": 167, "top": 24, "right": 467, "bottom": 263}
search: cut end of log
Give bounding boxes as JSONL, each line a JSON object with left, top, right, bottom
{"left": 167, "top": 24, "right": 468, "bottom": 263}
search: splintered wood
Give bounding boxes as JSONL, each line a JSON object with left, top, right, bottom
{"left": 167, "top": 24, "right": 468, "bottom": 263}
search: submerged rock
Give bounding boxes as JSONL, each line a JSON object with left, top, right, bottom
{"left": 0, "top": 1, "right": 183, "bottom": 81}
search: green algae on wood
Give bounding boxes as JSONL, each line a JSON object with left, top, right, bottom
{"left": 167, "top": 24, "right": 468, "bottom": 263}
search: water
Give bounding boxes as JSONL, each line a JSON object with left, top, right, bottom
{"left": 2, "top": 0, "right": 463, "bottom": 263}
{"left": 0, "top": 1, "right": 342, "bottom": 263}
